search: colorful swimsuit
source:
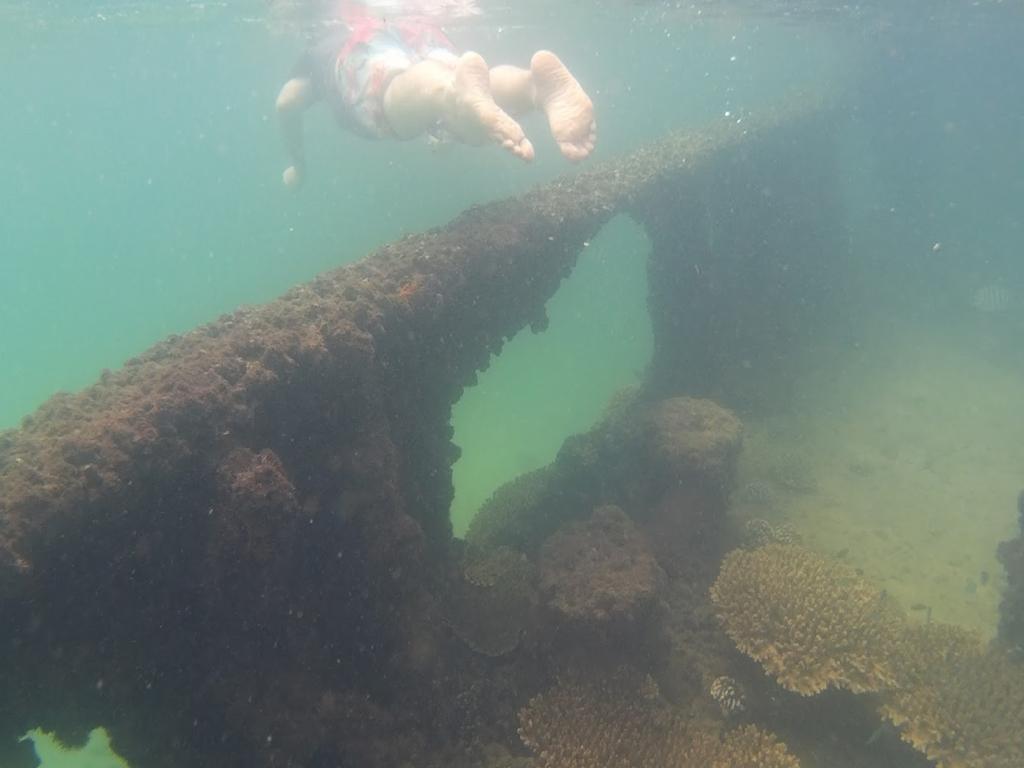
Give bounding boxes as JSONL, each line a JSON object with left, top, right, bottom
{"left": 297, "top": 14, "right": 458, "bottom": 139}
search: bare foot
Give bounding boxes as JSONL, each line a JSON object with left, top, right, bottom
{"left": 282, "top": 165, "right": 304, "bottom": 190}
{"left": 530, "top": 50, "right": 596, "bottom": 161}
{"left": 449, "top": 52, "right": 535, "bottom": 161}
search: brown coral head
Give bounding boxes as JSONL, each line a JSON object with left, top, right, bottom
{"left": 644, "top": 397, "right": 743, "bottom": 488}
{"left": 445, "top": 544, "right": 537, "bottom": 657}
{"left": 539, "top": 505, "right": 664, "bottom": 624}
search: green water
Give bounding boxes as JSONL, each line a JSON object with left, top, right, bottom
{"left": 450, "top": 214, "right": 652, "bottom": 532}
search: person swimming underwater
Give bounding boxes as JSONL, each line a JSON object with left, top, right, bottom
{"left": 274, "top": 0, "right": 597, "bottom": 187}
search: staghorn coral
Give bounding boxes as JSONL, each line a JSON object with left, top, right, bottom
{"left": 710, "top": 544, "right": 902, "bottom": 695}
{"left": 518, "top": 676, "right": 799, "bottom": 768}
{"left": 879, "top": 623, "right": 1024, "bottom": 768}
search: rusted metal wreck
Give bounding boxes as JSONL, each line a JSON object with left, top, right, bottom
{"left": 0, "top": 100, "right": 846, "bottom": 768}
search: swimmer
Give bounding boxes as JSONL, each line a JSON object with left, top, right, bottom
{"left": 275, "top": 3, "right": 596, "bottom": 187}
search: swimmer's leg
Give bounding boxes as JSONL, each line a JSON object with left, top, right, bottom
{"left": 490, "top": 52, "right": 596, "bottom": 161}
{"left": 275, "top": 76, "right": 317, "bottom": 188}
{"left": 382, "top": 52, "right": 534, "bottom": 161}
{"left": 488, "top": 64, "right": 537, "bottom": 115}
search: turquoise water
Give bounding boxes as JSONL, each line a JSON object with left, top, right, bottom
{"left": 2, "top": 1, "right": 1024, "bottom": 766}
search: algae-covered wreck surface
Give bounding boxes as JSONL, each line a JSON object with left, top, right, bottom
{"left": 1, "top": 96, "right": 1021, "bottom": 768}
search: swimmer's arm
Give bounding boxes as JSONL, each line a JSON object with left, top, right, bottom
{"left": 275, "top": 77, "right": 316, "bottom": 189}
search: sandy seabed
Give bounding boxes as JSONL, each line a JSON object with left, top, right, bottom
{"left": 735, "top": 315, "right": 1024, "bottom": 639}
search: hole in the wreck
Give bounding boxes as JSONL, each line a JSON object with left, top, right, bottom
{"left": 449, "top": 214, "right": 653, "bottom": 536}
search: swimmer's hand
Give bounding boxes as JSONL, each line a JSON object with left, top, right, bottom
{"left": 283, "top": 165, "right": 304, "bottom": 190}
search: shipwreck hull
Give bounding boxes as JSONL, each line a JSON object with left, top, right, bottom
{"left": 0, "top": 101, "right": 844, "bottom": 767}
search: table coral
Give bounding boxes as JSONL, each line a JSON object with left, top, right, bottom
{"left": 710, "top": 544, "right": 903, "bottom": 695}
{"left": 712, "top": 544, "right": 1024, "bottom": 767}
{"left": 880, "top": 623, "right": 1024, "bottom": 768}
{"left": 518, "top": 675, "right": 799, "bottom": 768}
